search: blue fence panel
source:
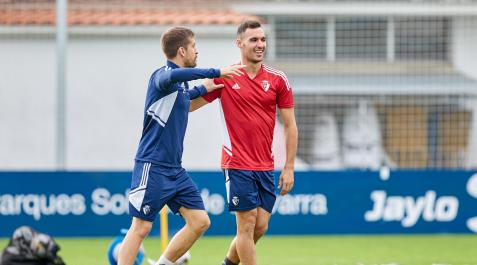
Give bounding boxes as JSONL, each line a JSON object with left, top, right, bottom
{"left": 0, "top": 171, "right": 476, "bottom": 237}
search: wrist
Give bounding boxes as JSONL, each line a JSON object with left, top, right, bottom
{"left": 198, "top": 85, "right": 207, "bottom": 95}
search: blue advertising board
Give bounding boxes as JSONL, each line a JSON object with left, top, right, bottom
{"left": 0, "top": 170, "right": 476, "bottom": 237}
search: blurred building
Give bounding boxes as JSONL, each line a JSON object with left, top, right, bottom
{"left": 1, "top": 0, "right": 476, "bottom": 170}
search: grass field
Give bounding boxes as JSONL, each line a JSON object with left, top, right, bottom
{"left": 1, "top": 235, "right": 476, "bottom": 265}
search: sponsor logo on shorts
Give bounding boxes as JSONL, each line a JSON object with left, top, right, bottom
{"left": 232, "top": 196, "right": 239, "bottom": 206}
{"left": 143, "top": 205, "right": 150, "bottom": 215}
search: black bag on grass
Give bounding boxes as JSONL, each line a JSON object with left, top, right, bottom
{"left": 0, "top": 226, "right": 65, "bottom": 265}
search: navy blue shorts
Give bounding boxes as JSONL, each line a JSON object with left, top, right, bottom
{"left": 224, "top": 169, "right": 276, "bottom": 213}
{"left": 128, "top": 161, "right": 205, "bottom": 222}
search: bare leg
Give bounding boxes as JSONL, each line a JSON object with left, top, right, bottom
{"left": 226, "top": 208, "right": 271, "bottom": 264}
{"left": 234, "top": 208, "right": 262, "bottom": 265}
{"left": 118, "top": 217, "right": 152, "bottom": 265}
{"left": 160, "top": 208, "right": 210, "bottom": 262}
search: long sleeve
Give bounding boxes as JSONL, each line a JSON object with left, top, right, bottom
{"left": 188, "top": 85, "right": 207, "bottom": 100}
{"left": 153, "top": 68, "right": 220, "bottom": 92}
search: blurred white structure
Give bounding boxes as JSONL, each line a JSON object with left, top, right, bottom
{"left": 1, "top": 0, "right": 477, "bottom": 170}
{"left": 342, "top": 101, "right": 395, "bottom": 170}
{"left": 310, "top": 113, "right": 342, "bottom": 170}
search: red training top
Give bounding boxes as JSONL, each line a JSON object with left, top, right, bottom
{"left": 203, "top": 64, "right": 294, "bottom": 171}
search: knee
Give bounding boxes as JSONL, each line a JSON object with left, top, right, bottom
{"left": 190, "top": 214, "right": 210, "bottom": 235}
{"left": 254, "top": 222, "right": 268, "bottom": 240}
{"left": 237, "top": 213, "right": 257, "bottom": 236}
{"left": 131, "top": 219, "right": 152, "bottom": 239}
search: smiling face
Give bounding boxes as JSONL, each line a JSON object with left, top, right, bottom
{"left": 237, "top": 26, "right": 266, "bottom": 64}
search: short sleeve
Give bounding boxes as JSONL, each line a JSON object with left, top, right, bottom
{"left": 276, "top": 74, "right": 294, "bottom": 108}
{"left": 202, "top": 78, "right": 223, "bottom": 103}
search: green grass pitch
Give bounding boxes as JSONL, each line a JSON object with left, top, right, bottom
{"left": 1, "top": 235, "right": 476, "bottom": 265}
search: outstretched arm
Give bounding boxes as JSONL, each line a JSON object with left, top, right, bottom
{"left": 278, "top": 107, "right": 298, "bottom": 195}
{"left": 188, "top": 85, "right": 207, "bottom": 100}
{"left": 155, "top": 68, "right": 219, "bottom": 91}
{"left": 189, "top": 97, "right": 209, "bottom": 112}
{"left": 189, "top": 78, "right": 225, "bottom": 111}
{"left": 189, "top": 77, "right": 226, "bottom": 100}
{"left": 155, "top": 64, "right": 245, "bottom": 92}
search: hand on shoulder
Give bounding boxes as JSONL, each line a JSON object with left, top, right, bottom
{"left": 219, "top": 64, "right": 246, "bottom": 79}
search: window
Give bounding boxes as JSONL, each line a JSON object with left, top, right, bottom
{"left": 395, "top": 17, "right": 449, "bottom": 60}
{"left": 335, "top": 17, "right": 387, "bottom": 60}
{"left": 275, "top": 18, "right": 327, "bottom": 59}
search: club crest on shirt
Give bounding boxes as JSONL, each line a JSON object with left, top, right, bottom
{"left": 261, "top": 80, "right": 270, "bottom": 92}
{"left": 232, "top": 196, "right": 239, "bottom": 206}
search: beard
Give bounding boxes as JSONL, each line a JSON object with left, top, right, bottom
{"left": 184, "top": 56, "right": 197, "bottom": 68}
{"left": 247, "top": 50, "right": 265, "bottom": 64}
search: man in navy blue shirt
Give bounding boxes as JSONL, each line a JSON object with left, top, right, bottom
{"left": 118, "top": 27, "right": 244, "bottom": 265}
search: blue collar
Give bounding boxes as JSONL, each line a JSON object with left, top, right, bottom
{"left": 166, "top": 60, "right": 180, "bottom": 69}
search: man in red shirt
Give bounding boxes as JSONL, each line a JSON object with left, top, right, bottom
{"left": 190, "top": 20, "right": 298, "bottom": 265}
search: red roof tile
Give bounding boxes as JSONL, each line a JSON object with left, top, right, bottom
{"left": 0, "top": 7, "right": 264, "bottom": 26}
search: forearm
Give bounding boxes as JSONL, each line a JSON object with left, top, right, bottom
{"left": 189, "top": 97, "right": 209, "bottom": 112}
{"left": 169, "top": 68, "right": 220, "bottom": 83}
{"left": 284, "top": 124, "right": 298, "bottom": 169}
{"left": 188, "top": 85, "right": 207, "bottom": 100}
{"left": 155, "top": 68, "right": 220, "bottom": 92}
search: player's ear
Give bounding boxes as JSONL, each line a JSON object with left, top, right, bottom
{"left": 178, "top": 46, "right": 186, "bottom": 57}
{"left": 235, "top": 38, "right": 242, "bottom": 48}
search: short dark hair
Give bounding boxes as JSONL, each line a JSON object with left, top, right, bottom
{"left": 161, "top": 27, "right": 194, "bottom": 59}
{"left": 237, "top": 20, "right": 262, "bottom": 37}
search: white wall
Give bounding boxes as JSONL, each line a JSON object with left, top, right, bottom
{"left": 453, "top": 17, "right": 477, "bottom": 168}
{"left": 0, "top": 33, "right": 239, "bottom": 170}
{"left": 67, "top": 37, "right": 158, "bottom": 170}
{"left": 0, "top": 39, "right": 56, "bottom": 169}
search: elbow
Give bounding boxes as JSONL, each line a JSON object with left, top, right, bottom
{"left": 285, "top": 124, "right": 299, "bottom": 141}
{"left": 292, "top": 127, "right": 299, "bottom": 140}
{"left": 285, "top": 123, "right": 298, "bottom": 135}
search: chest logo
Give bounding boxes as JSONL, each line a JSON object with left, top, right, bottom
{"left": 261, "top": 80, "right": 270, "bottom": 92}
{"left": 180, "top": 83, "right": 187, "bottom": 93}
{"left": 232, "top": 83, "right": 240, "bottom": 90}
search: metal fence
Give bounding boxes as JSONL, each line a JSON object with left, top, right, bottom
{"left": 1, "top": 0, "right": 476, "bottom": 170}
